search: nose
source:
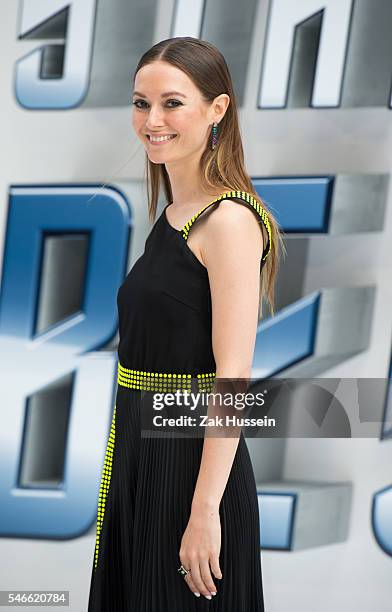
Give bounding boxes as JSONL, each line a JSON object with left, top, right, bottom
{"left": 145, "top": 104, "right": 166, "bottom": 130}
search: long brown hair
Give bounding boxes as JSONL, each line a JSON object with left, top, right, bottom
{"left": 132, "top": 36, "right": 285, "bottom": 318}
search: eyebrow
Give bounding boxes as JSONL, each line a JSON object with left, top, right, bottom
{"left": 132, "top": 90, "right": 187, "bottom": 98}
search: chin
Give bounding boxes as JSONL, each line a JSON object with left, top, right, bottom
{"left": 147, "top": 153, "right": 178, "bottom": 164}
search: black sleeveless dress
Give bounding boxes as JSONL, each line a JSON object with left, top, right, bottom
{"left": 87, "top": 190, "right": 271, "bottom": 611}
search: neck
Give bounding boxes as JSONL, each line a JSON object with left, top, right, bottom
{"left": 165, "top": 154, "right": 223, "bottom": 209}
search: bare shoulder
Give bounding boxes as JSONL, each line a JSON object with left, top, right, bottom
{"left": 204, "top": 198, "right": 264, "bottom": 238}
{"left": 201, "top": 198, "right": 264, "bottom": 268}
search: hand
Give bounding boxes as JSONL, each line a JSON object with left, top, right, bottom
{"left": 179, "top": 505, "right": 223, "bottom": 599}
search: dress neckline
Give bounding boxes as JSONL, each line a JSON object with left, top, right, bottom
{"left": 163, "top": 203, "right": 182, "bottom": 233}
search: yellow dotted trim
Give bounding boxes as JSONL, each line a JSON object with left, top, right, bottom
{"left": 93, "top": 405, "right": 116, "bottom": 571}
{"left": 117, "top": 362, "right": 216, "bottom": 393}
{"left": 181, "top": 190, "right": 272, "bottom": 261}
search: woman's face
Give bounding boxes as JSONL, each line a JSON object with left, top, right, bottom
{"left": 132, "top": 60, "right": 217, "bottom": 165}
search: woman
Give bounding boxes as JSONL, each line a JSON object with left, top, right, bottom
{"left": 88, "top": 36, "right": 283, "bottom": 611}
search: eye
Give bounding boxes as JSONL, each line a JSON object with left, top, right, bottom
{"left": 132, "top": 99, "right": 183, "bottom": 109}
{"left": 132, "top": 99, "right": 148, "bottom": 109}
{"left": 166, "top": 99, "right": 182, "bottom": 107}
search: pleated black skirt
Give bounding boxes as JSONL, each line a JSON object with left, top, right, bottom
{"left": 87, "top": 384, "right": 265, "bottom": 611}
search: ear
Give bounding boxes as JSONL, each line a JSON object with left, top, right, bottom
{"left": 211, "top": 93, "right": 230, "bottom": 122}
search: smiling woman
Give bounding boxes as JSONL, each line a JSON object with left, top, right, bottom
{"left": 87, "top": 36, "right": 283, "bottom": 612}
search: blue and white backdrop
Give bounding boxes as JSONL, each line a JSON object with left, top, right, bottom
{"left": 1, "top": 1, "right": 392, "bottom": 610}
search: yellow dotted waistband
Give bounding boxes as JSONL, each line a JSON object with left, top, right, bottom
{"left": 117, "top": 362, "right": 216, "bottom": 392}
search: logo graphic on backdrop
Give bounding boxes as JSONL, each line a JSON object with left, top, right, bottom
{"left": 15, "top": 0, "right": 392, "bottom": 109}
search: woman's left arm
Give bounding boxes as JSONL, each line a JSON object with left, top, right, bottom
{"left": 192, "top": 199, "right": 264, "bottom": 511}
{"left": 179, "top": 200, "right": 264, "bottom": 599}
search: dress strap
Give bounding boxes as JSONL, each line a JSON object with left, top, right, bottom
{"left": 181, "top": 190, "right": 271, "bottom": 261}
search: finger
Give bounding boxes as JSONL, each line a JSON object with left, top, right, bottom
{"left": 184, "top": 572, "right": 201, "bottom": 598}
{"left": 210, "top": 554, "right": 223, "bottom": 580}
{"left": 189, "top": 558, "right": 212, "bottom": 599}
{"left": 199, "top": 558, "right": 217, "bottom": 595}
{"left": 179, "top": 556, "right": 202, "bottom": 597}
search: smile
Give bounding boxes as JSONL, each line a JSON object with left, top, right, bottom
{"left": 147, "top": 134, "right": 177, "bottom": 145}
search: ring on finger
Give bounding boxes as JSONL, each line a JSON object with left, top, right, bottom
{"left": 177, "top": 564, "right": 191, "bottom": 577}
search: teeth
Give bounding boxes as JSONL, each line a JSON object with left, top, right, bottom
{"left": 149, "top": 134, "right": 176, "bottom": 142}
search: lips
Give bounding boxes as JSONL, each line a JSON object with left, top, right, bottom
{"left": 147, "top": 134, "right": 178, "bottom": 146}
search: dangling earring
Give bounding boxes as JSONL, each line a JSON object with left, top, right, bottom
{"left": 211, "top": 121, "right": 218, "bottom": 150}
